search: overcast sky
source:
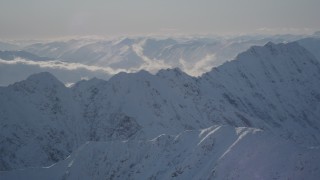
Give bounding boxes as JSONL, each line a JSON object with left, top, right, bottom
{"left": 0, "top": 0, "right": 319, "bottom": 39}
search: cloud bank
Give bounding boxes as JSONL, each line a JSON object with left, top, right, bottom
{"left": 0, "top": 58, "right": 123, "bottom": 86}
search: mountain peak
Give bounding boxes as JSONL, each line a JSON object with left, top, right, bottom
{"left": 72, "top": 77, "right": 106, "bottom": 89}
{"left": 264, "top": 41, "right": 303, "bottom": 50}
{"left": 26, "top": 72, "right": 60, "bottom": 82}
{"left": 207, "top": 41, "right": 320, "bottom": 87}
{"left": 108, "top": 70, "right": 153, "bottom": 85}
{"left": 264, "top": 41, "right": 277, "bottom": 47}
{"left": 156, "top": 67, "right": 186, "bottom": 78}
{"left": 12, "top": 72, "right": 66, "bottom": 91}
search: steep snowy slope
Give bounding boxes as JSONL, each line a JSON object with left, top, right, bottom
{"left": 2, "top": 126, "right": 320, "bottom": 180}
{"left": 298, "top": 37, "right": 320, "bottom": 61}
{"left": 1, "top": 41, "right": 320, "bottom": 176}
{"left": 199, "top": 42, "right": 320, "bottom": 146}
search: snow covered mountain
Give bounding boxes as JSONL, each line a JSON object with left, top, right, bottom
{"left": 0, "top": 73, "right": 84, "bottom": 170}
{"left": 1, "top": 41, "right": 320, "bottom": 179}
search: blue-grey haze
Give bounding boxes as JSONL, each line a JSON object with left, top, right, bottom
{"left": 0, "top": 0, "right": 319, "bottom": 39}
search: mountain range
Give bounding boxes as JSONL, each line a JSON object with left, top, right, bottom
{"left": 1, "top": 40, "right": 320, "bottom": 179}
{"left": 1, "top": 34, "right": 318, "bottom": 86}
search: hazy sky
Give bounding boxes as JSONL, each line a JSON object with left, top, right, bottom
{"left": 1, "top": 0, "right": 319, "bottom": 39}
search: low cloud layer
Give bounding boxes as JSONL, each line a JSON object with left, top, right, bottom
{"left": 0, "top": 58, "right": 127, "bottom": 74}
{"left": 0, "top": 58, "right": 121, "bottom": 86}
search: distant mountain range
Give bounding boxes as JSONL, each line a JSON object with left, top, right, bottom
{"left": 1, "top": 34, "right": 319, "bottom": 86}
{"left": 0, "top": 50, "right": 51, "bottom": 61}
{"left": 1, "top": 41, "right": 320, "bottom": 179}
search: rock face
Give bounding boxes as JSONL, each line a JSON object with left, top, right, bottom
{"left": 1, "top": 41, "right": 320, "bottom": 179}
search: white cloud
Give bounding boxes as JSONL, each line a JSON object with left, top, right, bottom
{"left": 131, "top": 42, "right": 172, "bottom": 73}
{"left": 0, "top": 58, "right": 127, "bottom": 75}
{"left": 179, "top": 54, "right": 216, "bottom": 76}
{"left": 0, "top": 58, "right": 130, "bottom": 86}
